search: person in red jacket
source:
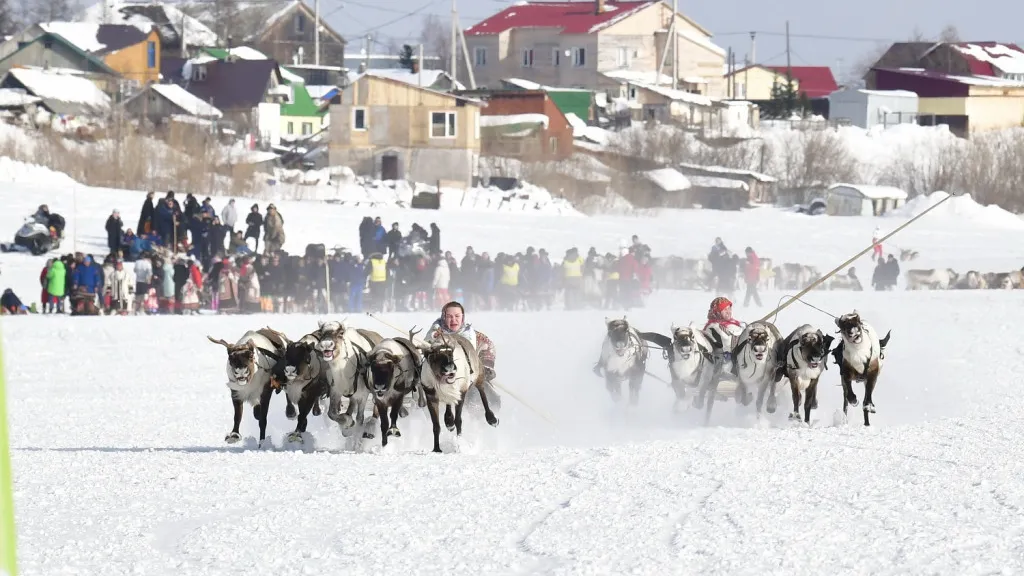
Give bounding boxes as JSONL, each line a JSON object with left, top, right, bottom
{"left": 617, "top": 246, "right": 639, "bottom": 308}
{"left": 743, "top": 246, "right": 762, "bottom": 307}
{"left": 635, "top": 254, "right": 653, "bottom": 298}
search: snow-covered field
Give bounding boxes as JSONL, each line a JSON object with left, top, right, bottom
{"left": 3, "top": 175, "right": 1024, "bottom": 574}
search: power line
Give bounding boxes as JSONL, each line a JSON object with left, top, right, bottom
{"left": 716, "top": 30, "right": 894, "bottom": 43}
{"left": 351, "top": 0, "right": 444, "bottom": 36}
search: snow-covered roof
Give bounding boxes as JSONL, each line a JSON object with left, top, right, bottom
{"left": 151, "top": 84, "right": 222, "bottom": 118}
{"left": 7, "top": 67, "right": 110, "bottom": 114}
{"left": 954, "top": 43, "right": 1024, "bottom": 75}
{"left": 687, "top": 175, "right": 749, "bottom": 190}
{"left": 829, "top": 183, "right": 908, "bottom": 200}
{"left": 0, "top": 89, "right": 42, "bottom": 108}
{"left": 79, "top": 2, "right": 219, "bottom": 48}
{"left": 39, "top": 22, "right": 105, "bottom": 52}
{"left": 643, "top": 168, "right": 691, "bottom": 192}
{"left": 306, "top": 85, "right": 338, "bottom": 100}
{"left": 502, "top": 78, "right": 592, "bottom": 92}
{"left": 480, "top": 113, "right": 549, "bottom": 128}
{"left": 602, "top": 71, "right": 713, "bottom": 106}
{"left": 355, "top": 68, "right": 465, "bottom": 90}
{"left": 678, "top": 162, "right": 776, "bottom": 183}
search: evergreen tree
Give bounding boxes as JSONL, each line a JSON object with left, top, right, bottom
{"left": 767, "top": 73, "right": 799, "bottom": 118}
{"left": 398, "top": 44, "right": 417, "bottom": 72}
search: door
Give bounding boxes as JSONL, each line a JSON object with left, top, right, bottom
{"left": 381, "top": 154, "right": 399, "bottom": 181}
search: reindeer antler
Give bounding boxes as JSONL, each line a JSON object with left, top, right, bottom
{"left": 408, "top": 325, "right": 422, "bottom": 342}
{"left": 207, "top": 335, "right": 231, "bottom": 347}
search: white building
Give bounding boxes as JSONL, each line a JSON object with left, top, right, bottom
{"left": 826, "top": 184, "right": 908, "bottom": 216}
{"left": 828, "top": 88, "right": 918, "bottom": 129}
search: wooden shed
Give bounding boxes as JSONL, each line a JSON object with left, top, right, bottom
{"left": 826, "top": 184, "right": 908, "bottom": 216}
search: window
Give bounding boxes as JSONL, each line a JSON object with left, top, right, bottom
{"left": 736, "top": 82, "right": 746, "bottom": 99}
{"left": 353, "top": 107, "right": 367, "bottom": 130}
{"left": 430, "top": 111, "right": 456, "bottom": 138}
{"left": 628, "top": 86, "right": 638, "bottom": 100}
{"left": 549, "top": 136, "right": 557, "bottom": 155}
{"left": 147, "top": 41, "right": 156, "bottom": 68}
{"left": 522, "top": 49, "right": 534, "bottom": 67}
{"left": 287, "top": 122, "right": 294, "bottom": 135}
{"left": 294, "top": 13, "right": 305, "bottom": 33}
{"left": 192, "top": 64, "right": 207, "bottom": 81}
{"left": 474, "top": 47, "right": 487, "bottom": 66}
{"left": 616, "top": 46, "right": 629, "bottom": 68}
{"left": 571, "top": 47, "right": 585, "bottom": 67}
{"left": 551, "top": 48, "right": 560, "bottom": 67}
{"left": 302, "top": 122, "right": 313, "bottom": 135}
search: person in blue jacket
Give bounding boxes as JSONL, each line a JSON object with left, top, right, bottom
{"left": 348, "top": 254, "right": 367, "bottom": 312}
{"left": 1, "top": 289, "right": 28, "bottom": 314}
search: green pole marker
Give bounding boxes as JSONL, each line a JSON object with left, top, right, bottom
{"left": 0, "top": 336, "right": 16, "bottom": 576}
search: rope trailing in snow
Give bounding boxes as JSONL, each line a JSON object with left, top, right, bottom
{"left": 365, "top": 313, "right": 560, "bottom": 428}
{"left": 756, "top": 191, "right": 960, "bottom": 324}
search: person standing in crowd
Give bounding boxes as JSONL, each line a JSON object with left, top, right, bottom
{"left": 137, "top": 192, "right": 155, "bottom": 235}
{"left": 105, "top": 209, "right": 123, "bottom": 255}
{"left": 743, "top": 246, "right": 763, "bottom": 307}
{"left": 245, "top": 204, "right": 262, "bottom": 252}
{"left": 221, "top": 199, "right": 238, "bottom": 233}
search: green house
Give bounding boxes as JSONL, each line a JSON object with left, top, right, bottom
{"left": 500, "top": 78, "right": 593, "bottom": 122}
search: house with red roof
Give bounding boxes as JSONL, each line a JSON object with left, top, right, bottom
{"left": 864, "top": 42, "right": 1024, "bottom": 88}
{"left": 464, "top": 0, "right": 727, "bottom": 99}
{"left": 723, "top": 64, "right": 838, "bottom": 101}
{"left": 864, "top": 42, "right": 1024, "bottom": 136}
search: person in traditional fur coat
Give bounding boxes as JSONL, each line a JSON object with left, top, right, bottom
{"left": 426, "top": 301, "right": 500, "bottom": 409}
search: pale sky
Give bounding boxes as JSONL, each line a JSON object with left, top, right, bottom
{"left": 324, "top": 0, "right": 1024, "bottom": 82}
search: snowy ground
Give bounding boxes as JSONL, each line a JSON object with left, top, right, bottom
{"left": 5, "top": 291, "right": 1024, "bottom": 575}
{"left": 3, "top": 177, "right": 1024, "bottom": 574}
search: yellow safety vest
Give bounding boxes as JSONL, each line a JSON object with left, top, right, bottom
{"left": 562, "top": 257, "right": 583, "bottom": 278}
{"left": 501, "top": 263, "right": 519, "bottom": 286}
{"left": 369, "top": 258, "right": 387, "bottom": 282}
{"left": 607, "top": 271, "right": 620, "bottom": 281}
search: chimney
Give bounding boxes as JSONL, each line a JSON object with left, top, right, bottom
{"left": 595, "top": 0, "right": 605, "bottom": 14}
{"left": 411, "top": 61, "right": 419, "bottom": 73}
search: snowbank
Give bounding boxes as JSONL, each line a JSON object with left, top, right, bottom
{"left": 886, "top": 190, "right": 1024, "bottom": 229}
{"left": 0, "top": 156, "right": 77, "bottom": 186}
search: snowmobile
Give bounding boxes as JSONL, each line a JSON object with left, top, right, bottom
{"left": 0, "top": 216, "right": 62, "bottom": 256}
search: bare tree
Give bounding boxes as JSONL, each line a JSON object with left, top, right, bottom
{"left": 0, "top": 0, "right": 19, "bottom": 36}
{"left": 845, "top": 42, "right": 888, "bottom": 87}
{"left": 419, "top": 14, "right": 451, "bottom": 73}
{"left": 907, "top": 27, "right": 928, "bottom": 42}
{"left": 938, "top": 24, "right": 961, "bottom": 43}
{"left": 20, "top": 0, "right": 77, "bottom": 23}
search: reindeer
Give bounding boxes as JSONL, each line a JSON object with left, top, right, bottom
{"left": 417, "top": 332, "right": 499, "bottom": 453}
{"left": 781, "top": 325, "right": 834, "bottom": 424}
{"left": 365, "top": 328, "right": 423, "bottom": 447}
{"left": 640, "top": 324, "right": 714, "bottom": 413}
{"left": 695, "top": 321, "right": 782, "bottom": 425}
{"left": 594, "top": 317, "right": 649, "bottom": 405}
{"left": 831, "top": 311, "right": 891, "bottom": 426}
{"left": 275, "top": 334, "right": 330, "bottom": 444}
{"left": 207, "top": 327, "right": 289, "bottom": 447}
{"left": 310, "top": 320, "right": 383, "bottom": 439}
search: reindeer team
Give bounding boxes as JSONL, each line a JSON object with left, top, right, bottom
{"left": 207, "top": 320, "right": 499, "bottom": 452}
{"left": 602, "top": 309, "right": 890, "bottom": 427}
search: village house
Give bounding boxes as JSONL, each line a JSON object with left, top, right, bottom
{"left": 864, "top": 42, "right": 1024, "bottom": 136}
{"left": 826, "top": 184, "right": 907, "bottom": 216}
{"left": 724, "top": 65, "right": 838, "bottom": 102}
{"left": 123, "top": 82, "right": 223, "bottom": 126}
{"left": 186, "top": 0, "right": 346, "bottom": 68}
{"left": 0, "top": 67, "right": 112, "bottom": 117}
{"left": 160, "top": 55, "right": 286, "bottom": 130}
{"left": 349, "top": 67, "right": 464, "bottom": 92}
{"left": 828, "top": 87, "right": 919, "bottom": 129}
{"left": 78, "top": 1, "right": 219, "bottom": 58}
{"left": 464, "top": 0, "right": 727, "bottom": 99}
{"left": 329, "top": 73, "right": 483, "bottom": 187}
{"left": 500, "top": 78, "right": 594, "bottom": 121}
{"left": 677, "top": 162, "right": 777, "bottom": 203}
{"left": 344, "top": 51, "right": 443, "bottom": 72}
{"left": 455, "top": 88, "right": 573, "bottom": 160}
{"left": 0, "top": 23, "right": 162, "bottom": 86}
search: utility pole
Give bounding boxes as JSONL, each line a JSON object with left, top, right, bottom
{"left": 749, "top": 31, "right": 756, "bottom": 65}
{"left": 785, "top": 21, "right": 791, "bottom": 78}
{"left": 418, "top": 43, "right": 424, "bottom": 102}
{"left": 314, "top": 0, "right": 320, "bottom": 65}
{"left": 450, "top": 0, "right": 458, "bottom": 82}
{"left": 364, "top": 35, "right": 371, "bottom": 71}
{"left": 726, "top": 46, "right": 732, "bottom": 98}
{"left": 671, "top": 0, "right": 677, "bottom": 90}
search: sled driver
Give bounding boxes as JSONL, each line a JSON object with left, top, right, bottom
{"left": 703, "top": 296, "right": 745, "bottom": 374}
{"left": 427, "top": 301, "right": 500, "bottom": 406}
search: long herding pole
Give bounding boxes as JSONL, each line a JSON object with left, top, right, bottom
{"left": 756, "top": 192, "right": 960, "bottom": 324}
{"left": 0, "top": 335, "right": 18, "bottom": 576}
